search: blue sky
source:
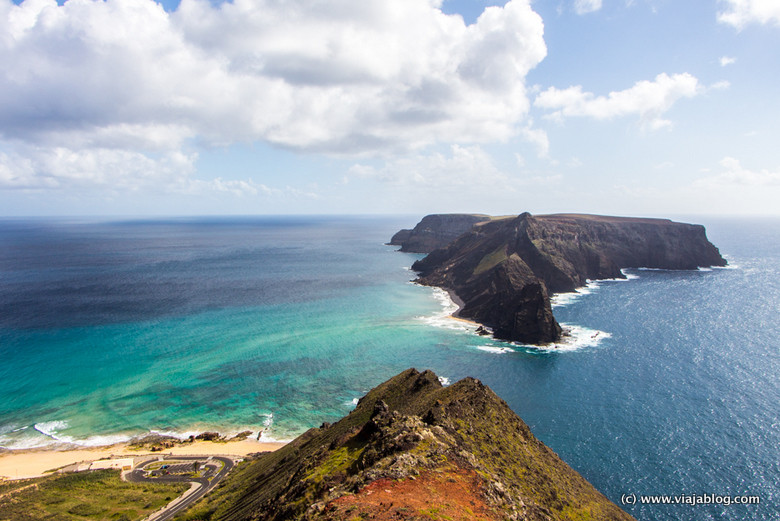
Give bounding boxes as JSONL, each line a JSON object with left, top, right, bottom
{"left": 1, "top": 0, "right": 779, "bottom": 216}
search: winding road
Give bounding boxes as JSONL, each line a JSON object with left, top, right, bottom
{"left": 125, "top": 455, "right": 236, "bottom": 521}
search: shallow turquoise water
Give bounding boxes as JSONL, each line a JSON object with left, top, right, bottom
{"left": 0, "top": 215, "right": 777, "bottom": 520}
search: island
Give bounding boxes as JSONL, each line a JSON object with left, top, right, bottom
{"left": 395, "top": 213, "right": 726, "bottom": 345}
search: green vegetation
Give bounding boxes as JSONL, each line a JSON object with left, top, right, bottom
{"left": 306, "top": 439, "right": 366, "bottom": 484}
{"left": 472, "top": 245, "right": 507, "bottom": 276}
{"left": 0, "top": 470, "right": 189, "bottom": 521}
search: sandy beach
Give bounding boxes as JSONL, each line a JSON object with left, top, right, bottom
{"left": 0, "top": 439, "right": 287, "bottom": 480}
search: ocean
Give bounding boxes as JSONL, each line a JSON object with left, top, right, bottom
{"left": 0, "top": 215, "right": 777, "bottom": 520}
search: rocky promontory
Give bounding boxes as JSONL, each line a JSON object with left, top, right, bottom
{"left": 402, "top": 213, "right": 727, "bottom": 345}
{"left": 181, "top": 368, "right": 635, "bottom": 521}
{"left": 389, "top": 213, "right": 491, "bottom": 253}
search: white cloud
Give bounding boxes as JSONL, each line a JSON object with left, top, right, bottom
{"left": 719, "top": 55, "right": 737, "bottom": 66}
{"left": 347, "top": 145, "right": 510, "bottom": 188}
{"left": 0, "top": 0, "right": 548, "bottom": 190}
{"left": 574, "top": 0, "right": 603, "bottom": 15}
{"left": 519, "top": 124, "right": 550, "bottom": 157}
{"left": 534, "top": 73, "right": 702, "bottom": 129}
{"left": 0, "top": 143, "right": 196, "bottom": 191}
{"left": 718, "top": 0, "right": 780, "bottom": 29}
{"left": 696, "top": 157, "right": 780, "bottom": 187}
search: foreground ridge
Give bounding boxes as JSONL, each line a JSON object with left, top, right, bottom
{"left": 399, "top": 212, "right": 726, "bottom": 344}
{"left": 182, "top": 369, "right": 635, "bottom": 521}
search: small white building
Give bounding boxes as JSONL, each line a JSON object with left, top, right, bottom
{"left": 89, "top": 458, "right": 134, "bottom": 471}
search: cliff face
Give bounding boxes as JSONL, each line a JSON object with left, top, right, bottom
{"left": 410, "top": 213, "right": 726, "bottom": 344}
{"left": 184, "top": 369, "right": 635, "bottom": 521}
{"left": 389, "top": 213, "right": 491, "bottom": 253}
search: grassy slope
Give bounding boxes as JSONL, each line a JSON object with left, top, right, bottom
{"left": 0, "top": 469, "right": 189, "bottom": 521}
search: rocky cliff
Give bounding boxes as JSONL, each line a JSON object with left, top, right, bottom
{"left": 182, "top": 369, "right": 635, "bottom": 521}
{"left": 408, "top": 213, "right": 726, "bottom": 344}
{"left": 389, "top": 213, "right": 491, "bottom": 253}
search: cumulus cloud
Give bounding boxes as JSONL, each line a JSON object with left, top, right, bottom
{"left": 534, "top": 73, "right": 702, "bottom": 129}
{"left": 519, "top": 124, "right": 550, "bottom": 157}
{"left": 719, "top": 55, "right": 737, "bottom": 66}
{"left": 347, "top": 145, "right": 510, "bottom": 188}
{"left": 0, "top": 0, "right": 548, "bottom": 190}
{"left": 0, "top": 143, "right": 196, "bottom": 190}
{"left": 718, "top": 0, "right": 780, "bottom": 28}
{"left": 696, "top": 157, "right": 780, "bottom": 187}
{"left": 574, "top": 0, "right": 603, "bottom": 15}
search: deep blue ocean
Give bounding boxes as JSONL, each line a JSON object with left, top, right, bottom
{"left": 0, "top": 215, "right": 777, "bottom": 520}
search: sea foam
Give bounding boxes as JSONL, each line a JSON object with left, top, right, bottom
{"left": 0, "top": 421, "right": 135, "bottom": 450}
{"left": 529, "top": 324, "right": 612, "bottom": 353}
{"left": 418, "top": 286, "right": 477, "bottom": 332}
{"left": 551, "top": 270, "right": 639, "bottom": 309}
{"left": 473, "top": 344, "right": 514, "bottom": 355}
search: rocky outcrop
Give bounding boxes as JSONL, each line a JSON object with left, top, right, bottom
{"left": 389, "top": 213, "right": 491, "bottom": 253}
{"left": 408, "top": 213, "right": 726, "bottom": 344}
{"left": 184, "top": 369, "right": 635, "bottom": 521}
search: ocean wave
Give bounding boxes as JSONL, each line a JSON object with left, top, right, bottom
{"left": 0, "top": 421, "right": 135, "bottom": 450}
{"left": 621, "top": 269, "right": 640, "bottom": 280}
{"left": 551, "top": 271, "right": 641, "bottom": 308}
{"left": 437, "top": 376, "right": 451, "bottom": 386}
{"left": 524, "top": 324, "right": 612, "bottom": 353}
{"left": 0, "top": 424, "right": 27, "bottom": 436}
{"left": 417, "top": 287, "right": 477, "bottom": 332}
{"left": 468, "top": 324, "right": 611, "bottom": 355}
{"left": 473, "top": 344, "right": 514, "bottom": 354}
{"left": 33, "top": 420, "right": 75, "bottom": 444}
{"left": 551, "top": 280, "right": 601, "bottom": 308}
{"left": 0, "top": 431, "right": 59, "bottom": 450}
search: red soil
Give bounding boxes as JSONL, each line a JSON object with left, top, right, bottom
{"left": 322, "top": 468, "right": 501, "bottom": 520}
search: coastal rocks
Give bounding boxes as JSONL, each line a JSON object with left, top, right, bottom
{"left": 406, "top": 212, "right": 726, "bottom": 345}
{"left": 389, "top": 213, "right": 491, "bottom": 253}
{"left": 195, "top": 432, "right": 222, "bottom": 441}
{"left": 129, "top": 433, "right": 181, "bottom": 451}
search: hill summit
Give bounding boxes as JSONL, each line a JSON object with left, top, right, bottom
{"left": 184, "top": 369, "right": 635, "bottom": 521}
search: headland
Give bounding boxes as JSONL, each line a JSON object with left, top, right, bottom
{"left": 395, "top": 212, "right": 727, "bottom": 344}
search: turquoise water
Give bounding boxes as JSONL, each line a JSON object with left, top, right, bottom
{"left": 0, "top": 216, "right": 777, "bottom": 520}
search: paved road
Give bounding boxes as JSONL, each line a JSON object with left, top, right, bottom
{"left": 126, "top": 455, "right": 235, "bottom": 521}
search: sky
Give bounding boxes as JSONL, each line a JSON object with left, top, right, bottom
{"left": 1, "top": 0, "right": 779, "bottom": 217}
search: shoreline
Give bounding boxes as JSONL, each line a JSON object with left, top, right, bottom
{"left": 443, "top": 287, "right": 482, "bottom": 327}
{"left": 0, "top": 438, "right": 287, "bottom": 481}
